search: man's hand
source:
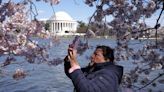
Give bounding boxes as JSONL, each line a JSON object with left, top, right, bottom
{"left": 67, "top": 47, "right": 80, "bottom": 73}
{"left": 68, "top": 47, "right": 78, "bottom": 67}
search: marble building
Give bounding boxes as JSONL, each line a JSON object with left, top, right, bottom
{"left": 47, "top": 11, "right": 78, "bottom": 35}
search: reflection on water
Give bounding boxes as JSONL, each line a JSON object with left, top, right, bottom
{"left": 0, "top": 38, "right": 163, "bottom": 92}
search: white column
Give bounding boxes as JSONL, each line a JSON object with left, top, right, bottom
{"left": 70, "top": 23, "right": 71, "bottom": 31}
{"left": 58, "top": 22, "right": 60, "bottom": 31}
{"left": 60, "top": 22, "right": 61, "bottom": 31}
{"left": 71, "top": 23, "right": 73, "bottom": 31}
{"left": 72, "top": 23, "right": 74, "bottom": 31}
{"left": 68, "top": 22, "right": 69, "bottom": 30}
{"left": 60, "top": 22, "right": 63, "bottom": 32}
{"left": 54, "top": 22, "right": 55, "bottom": 31}
{"left": 68, "top": 22, "right": 70, "bottom": 31}
{"left": 66, "top": 22, "right": 68, "bottom": 31}
{"left": 59, "top": 22, "right": 61, "bottom": 31}
{"left": 55, "top": 22, "right": 57, "bottom": 32}
{"left": 51, "top": 22, "right": 53, "bottom": 33}
{"left": 53, "top": 23, "right": 54, "bottom": 33}
{"left": 54, "top": 22, "right": 56, "bottom": 31}
{"left": 55, "top": 22, "right": 58, "bottom": 31}
{"left": 63, "top": 22, "right": 65, "bottom": 32}
{"left": 73, "top": 23, "right": 75, "bottom": 31}
{"left": 55, "top": 22, "right": 57, "bottom": 31}
{"left": 52, "top": 23, "right": 53, "bottom": 32}
{"left": 69, "top": 23, "right": 71, "bottom": 31}
{"left": 62, "top": 22, "right": 63, "bottom": 32}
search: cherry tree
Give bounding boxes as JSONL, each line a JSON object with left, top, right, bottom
{"left": 0, "top": 0, "right": 62, "bottom": 79}
{"left": 84, "top": 0, "right": 164, "bottom": 91}
{"left": 0, "top": 0, "right": 88, "bottom": 80}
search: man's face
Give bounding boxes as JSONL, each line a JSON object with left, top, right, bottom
{"left": 91, "top": 48, "right": 105, "bottom": 63}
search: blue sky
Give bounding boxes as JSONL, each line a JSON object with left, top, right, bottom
{"left": 9, "top": 0, "right": 164, "bottom": 27}
{"left": 35, "top": 0, "right": 95, "bottom": 22}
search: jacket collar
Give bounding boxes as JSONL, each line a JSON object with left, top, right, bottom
{"left": 93, "top": 61, "right": 114, "bottom": 69}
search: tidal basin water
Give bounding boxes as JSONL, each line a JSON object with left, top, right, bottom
{"left": 0, "top": 38, "right": 163, "bottom": 92}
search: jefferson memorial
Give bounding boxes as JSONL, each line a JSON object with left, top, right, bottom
{"left": 47, "top": 11, "right": 78, "bottom": 35}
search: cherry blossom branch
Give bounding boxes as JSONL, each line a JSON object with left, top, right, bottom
{"left": 29, "top": 0, "right": 38, "bottom": 19}
{"left": 138, "top": 73, "right": 164, "bottom": 90}
{"left": 85, "top": 1, "right": 104, "bottom": 38}
{"left": 155, "top": 2, "right": 164, "bottom": 48}
{"left": 28, "top": 38, "right": 48, "bottom": 62}
{"left": 86, "top": 10, "right": 96, "bottom": 32}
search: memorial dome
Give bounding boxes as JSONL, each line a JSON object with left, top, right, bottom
{"left": 50, "top": 11, "right": 74, "bottom": 21}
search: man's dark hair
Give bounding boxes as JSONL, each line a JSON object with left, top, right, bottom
{"left": 96, "top": 45, "right": 114, "bottom": 62}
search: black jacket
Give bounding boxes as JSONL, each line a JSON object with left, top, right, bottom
{"left": 64, "top": 60, "right": 123, "bottom": 92}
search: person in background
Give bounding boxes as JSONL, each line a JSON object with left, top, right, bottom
{"left": 64, "top": 45, "right": 123, "bottom": 92}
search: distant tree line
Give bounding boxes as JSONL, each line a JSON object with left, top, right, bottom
{"left": 76, "top": 21, "right": 114, "bottom": 36}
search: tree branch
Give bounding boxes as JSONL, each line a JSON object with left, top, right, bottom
{"left": 138, "top": 73, "right": 164, "bottom": 90}
{"left": 155, "top": 2, "right": 164, "bottom": 48}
